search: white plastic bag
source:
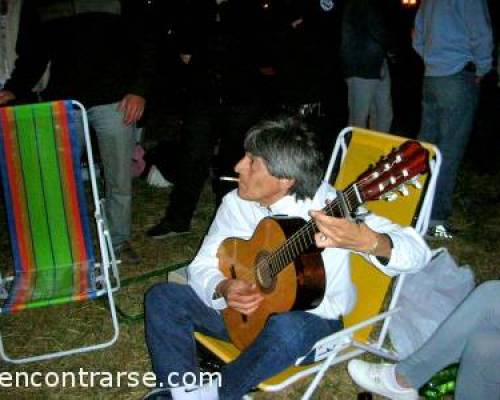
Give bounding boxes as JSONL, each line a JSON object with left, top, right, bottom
{"left": 389, "top": 248, "right": 475, "bottom": 358}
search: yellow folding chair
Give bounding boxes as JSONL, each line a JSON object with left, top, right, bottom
{"left": 195, "top": 127, "right": 441, "bottom": 399}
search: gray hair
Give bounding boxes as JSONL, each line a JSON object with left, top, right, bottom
{"left": 243, "top": 117, "right": 324, "bottom": 200}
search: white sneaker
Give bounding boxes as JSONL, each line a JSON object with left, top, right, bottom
{"left": 347, "top": 360, "right": 419, "bottom": 400}
{"left": 147, "top": 165, "right": 173, "bottom": 188}
{"left": 425, "top": 224, "right": 454, "bottom": 240}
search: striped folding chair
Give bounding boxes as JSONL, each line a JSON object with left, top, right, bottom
{"left": 0, "top": 100, "right": 120, "bottom": 363}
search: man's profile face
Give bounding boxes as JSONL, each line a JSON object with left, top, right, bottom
{"left": 234, "top": 153, "right": 292, "bottom": 207}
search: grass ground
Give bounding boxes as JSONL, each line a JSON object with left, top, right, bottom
{"left": 0, "top": 159, "right": 499, "bottom": 400}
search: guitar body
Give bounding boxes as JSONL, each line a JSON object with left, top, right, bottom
{"left": 217, "top": 140, "right": 430, "bottom": 350}
{"left": 218, "top": 216, "right": 326, "bottom": 350}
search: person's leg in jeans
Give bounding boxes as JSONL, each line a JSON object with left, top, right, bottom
{"left": 418, "top": 76, "right": 441, "bottom": 230}
{"left": 371, "top": 60, "right": 393, "bottom": 133}
{"left": 396, "top": 281, "right": 500, "bottom": 399}
{"left": 145, "top": 283, "right": 229, "bottom": 386}
{"left": 456, "top": 331, "right": 500, "bottom": 399}
{"left": 418, "top": 76, "right": 440, "bottom": 144}
{"left": 145, "top": 283, "right": 341, "bottom": 400}
{"left": 219, "top": 311, "right": 342, "bottom": 400}
{"left": 418, "top": 71, "right": 479, "bottom": 226}
{"left": 87, "top": 102, "right": 136, "bottom": 248}
{"left": 346, "top": 77, "right": 378, "bottom": 128}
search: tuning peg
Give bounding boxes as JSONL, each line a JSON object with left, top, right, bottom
{"left": 411, "top": 176, "right": 422, "bottom": 189}
{"left": 398, "top": 184, "right": 409, "bottom": 196}
{"left": 370, "top": 171, "right": 380, "bottom": 180}
{"left": 383, "top": 192, "right": 399, "bottom": 202}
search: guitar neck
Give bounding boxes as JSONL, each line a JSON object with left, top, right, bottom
{"left": 268, "top": 184, "right": 363, "bottom": 277}
{"left": 264, "top": 140, "right": 430, "bottom": 279}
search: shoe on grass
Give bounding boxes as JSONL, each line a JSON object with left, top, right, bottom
{"left": 347, "top": 360, "right": 419, "bottom": 400}
{"left": 146, "top": 218, "right": 190, "bottom": 239}
{"left": 425, "top": 224, "right": 454, "bottom": 241}
{"left": 114, "top": 241, "right": 141, "bottom": 265}
{"left": 146, "top": 165, "right": 173, "bottom": 188}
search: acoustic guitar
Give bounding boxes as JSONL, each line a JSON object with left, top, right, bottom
{"left": 217, "top": 141, "right": 430, "bottom": 350}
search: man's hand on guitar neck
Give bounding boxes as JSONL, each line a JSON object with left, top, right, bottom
{"left": 216, "top": 279, "right": 264, "bottom": 315}
{"left": 310, "top": 210, "right": 392, "bottom": 259}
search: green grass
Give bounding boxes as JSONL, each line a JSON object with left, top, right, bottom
{"left": 0, "top": 162, "right": 498, "bottom": 399}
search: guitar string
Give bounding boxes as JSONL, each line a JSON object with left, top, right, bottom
{"left": 271, "top": 160, "right": 407, "bottom": 278}
{"left": 266, "top": 185, "right": 357, "bottom": 277}
{"left": 264, "top": 177, "right": 370, "bottom": 277}
{"left": 266, "top": 157, "right": 422, "bottom": 277}
{"left": 229, "top": 181, "right": 365, "bottom": 284}
{"left": 225, "top": 163, "right": 403, "bottom": 284}
{"left": 235, "top": 184, "right": 358, "bottom": 284}
{"left": 229, "top": 177, "right": 373, "bottom": 284}
{"left": 271, "top": 149, "right": 426, "bottom": 276}
{"left": 227, "top": 152, "right": 426, "bottom": 324}
{"left": 268, "top": 159, "right": 416, "bottom": 274}
{"left": 228, "top": 147, "right": 423, "bottom": 343}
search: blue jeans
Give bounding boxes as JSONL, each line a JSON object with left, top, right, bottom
{"left": 78, "top": 102, "right": 136, "bottom": 247}
{"left": 145, "top": 283, "right": 342, "bottom": 400}
{"left": 397, "top": 281, "right": 500, "bottom": 400}
{"left": 418, "top": 69, "right": 479, "bottom": 224}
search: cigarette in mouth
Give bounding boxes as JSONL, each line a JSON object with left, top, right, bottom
{"left": 219, "top": 176, "right": 239, "bottom": 182}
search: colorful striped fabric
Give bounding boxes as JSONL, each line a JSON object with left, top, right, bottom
{"left": 0, "top": 101, "right": 96, "bottom": 314}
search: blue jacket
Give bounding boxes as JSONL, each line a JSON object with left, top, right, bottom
{"left": 413, "top": 0, "right": 493, "bottom": 77}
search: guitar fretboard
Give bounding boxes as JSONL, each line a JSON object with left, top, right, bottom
{"left": 255, "top": 140, "right": 429, "bottom": 281}
{"left": 264, "top": 184, "right": 362, "bottom": 278}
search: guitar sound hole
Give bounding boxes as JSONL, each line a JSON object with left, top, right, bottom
{"left": 255, "top": 251, "right": 276, "bottom": 292}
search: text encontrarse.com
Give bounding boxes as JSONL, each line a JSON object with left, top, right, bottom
{"left": 0, "top": 369, "right": 222, "bottom": 389}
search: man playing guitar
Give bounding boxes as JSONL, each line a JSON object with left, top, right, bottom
{"left": 144, "top": 117, "right": 431, "bottom": 400}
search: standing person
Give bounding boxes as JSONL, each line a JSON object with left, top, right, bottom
{"left": 0, "top": 0, "right": 156, "bottom": 262}
{"left": 145, "top": 0, "right": 263, "bottom": 239}
{"left": 143, "top": 117, "right": 431, "bottom": 399}
{"left": 348, "top": 280, "right": 500, "bottom": 400}
{"left": 340, "top": 0, "right": 398, "bottom": 132}
{"left": 0, "top": 0, "right": 22, "bottom": 88}
{"left": 413, "top": 0, "right": 493, "bottom": 239}
{"left": 262, "top": 0, "right": 347, "bottom": 161}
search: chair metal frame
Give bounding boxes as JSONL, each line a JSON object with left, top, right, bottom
{"left": 0, "top": 100, "right": 120, "bottom": 363}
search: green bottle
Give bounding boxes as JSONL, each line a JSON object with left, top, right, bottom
{"left": 419, "top": 364, "right": 459, "bottom": 399}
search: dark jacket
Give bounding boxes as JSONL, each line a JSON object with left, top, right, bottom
{"left": 340, "top": 0, "right": 396, "bottom": 79}
{"left": 4, "top": 0, "right": 155, "bottom": 107}
{"left": 270, "top": 0, "right": 345, "bottom": 105}
{"left": 168, "top": 0, "right": 265, "bottom": 108}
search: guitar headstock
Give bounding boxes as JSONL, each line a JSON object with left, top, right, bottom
{"left": 356, "top": 141, "right": 430, "bottom": 202}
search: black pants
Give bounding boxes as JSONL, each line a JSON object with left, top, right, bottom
{"left": 165, "top": 103, "right": 260, "bottom": 230}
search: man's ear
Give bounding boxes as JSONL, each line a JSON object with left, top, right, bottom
{"left": 279, "top": 177, "right": 295, "bottom": 192}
